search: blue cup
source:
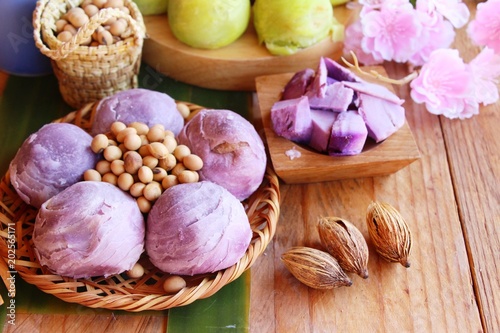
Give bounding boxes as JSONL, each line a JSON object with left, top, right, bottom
{"left": 0, "top": 0, "right": 52, "bottom": 76}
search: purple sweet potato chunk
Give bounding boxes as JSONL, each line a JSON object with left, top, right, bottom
{"left": 281, "top": 68, "right": 315, "bottom": 100}
{"left": 328, "top": 111, "right": 368, "bottom": 156}
{"left": 343, "top": 81, "right": 404, "bottom": 105}
{"left": 309, "top": 110, "right": 338, "bottom": 153}
{"left": 323, "top": 57, "right": 360, "bottom": 83}
{"left": 357, "top": 93, "right": 405, "bottom": 143}
{"left": 9, "top": 123, "right": 99, "bottom": 208}
{"left": 271, "top": 96, "right": 312, "bottom": 144}
{"left": 90, "top": 88, "right": 184, "bottom": 136}
{"left": 327, "top": 77, "right": 339, "bottom": 85}
{"left": 308, "top": 82, "right": 355, "bottom": 112}
{"left": 307, "top": 58, "right": 328, "bottom": 98}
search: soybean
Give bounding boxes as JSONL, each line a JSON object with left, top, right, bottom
{"left": 103, "top": 145, "right": 122, "bottom": 161}
{"left": 148, "top": 142, "right": 169, "bottom": 159}
{"left": 127, "top": 263, "right": 145, "bottom": 279}
{"left": 163, "top": 275, "right": 186, "bottom": 294}
{"left": 143, "top": 182, "right": 162, "bottom": 201}
{"left": 84, "top": 169, "right": 102, "bottom": 181}
{"left": 138, "top": 166, "right": 154, "bottom": 183}
{"left": 123, "top": 133, "right": 142, "bottom": 151}
{"left": 173, "top": 144, "right": 191, "bottom": 162}
{"left": 91, "top": 133, "right": 109, "bottom": 153}
{"left": 176, "top": 103, "right": 191, "bottom": 119}
{"left": 117, "top": 172, "right": 134, "bottom": 191}
{"left": 88, "top": 121, "right": 205, "bottom": 210}
{"left": 183, "top": 154, "right": 204, "bottom": 171}
{"left": 110, "top": 159, "right": 125, "bottom": 175}
{"left": 136, "top": 196, "right": 151, "bottom": 214}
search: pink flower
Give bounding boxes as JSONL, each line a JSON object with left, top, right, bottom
{"left": 343, "top": 19, "right": 383, "bottom": 65}
{"left": 417, "top": 0, "right": 470, "bottom": 28}
{"left": 361, "top": 4, "right": 422, "bottom": 62}
{"left": 467, "top": 0, "right": 500, "bottom": 53}
{"left": 410, "top": 49, "right": 475, "bottom": 119}
{"left": 358, "top": 0, "right": 384, "bottom": 8}
{"left": 469, "top": 47, "right": 500, "bottom": 105}
{"left": 409, "top": 11, "right": 455, "bottom": 67}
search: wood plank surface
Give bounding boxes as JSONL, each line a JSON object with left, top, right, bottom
{"left": 1, "top": 1, "right": 499, "bottom": 332}
{"left": 3, "top": 313, "right": 166, "bottom": 333}
{"left": 438, "top": 3, "right": 500, "bottom": 331}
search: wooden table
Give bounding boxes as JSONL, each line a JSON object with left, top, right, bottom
{"left": 1, "top": 1, "right": 499, "bottom": 332}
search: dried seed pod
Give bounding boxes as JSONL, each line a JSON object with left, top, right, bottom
{"left": 281, "top": 247, "right": 352, "bottom": 289}
{"left": 366, "top": 201, "right": 412, "bottom": 268}
{"left": 318, "top": 216, "right": 369, "bottom": 279}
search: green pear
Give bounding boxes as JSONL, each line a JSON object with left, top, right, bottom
{"left": 168, "top": 0, "right": 250, "bottom": 49}
{"left": 253, "top": 0, "right": 335, "bottom": 56}
{"left": 134, "top": 0, "right": 169, "bottom": 15}
{"left": 330, "top": 0, "right": 349, "bottom": 6}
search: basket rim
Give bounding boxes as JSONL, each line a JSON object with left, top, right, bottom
{"left": 0, "top": 101, "right": 281, "bottom": 311}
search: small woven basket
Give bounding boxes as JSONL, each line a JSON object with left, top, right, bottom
{"left": 0, "top": 102, "right": 280, "bottom": 311}
{"left": 33, "top": 0, "right": 146, "bottom": 109}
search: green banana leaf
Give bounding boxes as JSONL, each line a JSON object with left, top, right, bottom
{"left": 0, "top": 64, "right": 252, "bottom": 332}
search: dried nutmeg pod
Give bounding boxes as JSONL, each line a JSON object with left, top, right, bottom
{"left": 281, "top": 246, "right": 352, "bottom": 289}
{"left": 366, "top": 201, "right": 412, "bottom": 268}
{"left": 318, "top": 216, "right": 369, "bottom": 279}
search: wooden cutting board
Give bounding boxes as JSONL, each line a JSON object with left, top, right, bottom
{"left": 141, "top": 6, "right": 355, "bottom": 91}
{"left": 255, "top": 68, "right": 421, "bottom": 184}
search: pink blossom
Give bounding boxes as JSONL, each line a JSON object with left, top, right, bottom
{"left": 467, "top": 0, "right": 500, "bottom": 53}
{"left": 359, "top": 0, "right": 413, "bottom": 16}
{"left": 409, "top": 11, "right": 455, "bottom": 66}
{"left": 360, "top": 4, "right": 422, "bottom": 62}
{"left": 358, "top": 0, "right": 384, "bottom": 8}
{"left": 469, "top": 47, "right": 500, "bottom": 105}
{"left": 459, "top": 99, "right": 480, "bottom": 119}
{"left": 343, "top": 19, "right": 383, "bottom": 66}
{"left": 410, "top": 49, "right": 475, "bottom": 119}
{"left": 417, "top": 0, "right": 470, "bottom": 28}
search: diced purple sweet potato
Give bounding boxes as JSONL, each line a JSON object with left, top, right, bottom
{"left": 271, "top": 96, "right": 312, "bottom": 143}
{"left": 281, "top": 68, "right": 315, "bottom": 100}
{"left": 357, "top": 93, "right": 405, "bottom": 143}
{"left": 328, "top": 111, "right": 368, "bottom": 156}
{"left": 309, "top": 110, "right": 338, "bottom": 153}
{"left": 308, "top": 82, "right": 355, "bottom": 112}
{"left": 323, "top": 57, "right": 360, "bottom": 83}
{"left": 308, "top": 58, "right": 328, "bottom": 98}
{"left": 343, "top": 81, "right": 404, "bottom": 105}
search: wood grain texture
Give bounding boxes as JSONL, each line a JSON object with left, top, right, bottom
{"left": 2, "top": 313, "right": 166, "bottom": 333}
{"left": 439, "top": 2, "right": 500, "bottom": 331}
{"left": 1, "top": 2, "right": 498, "bottom": 332}
{"left": 255, "top": 70, "right": 420, "bottom": 184}
{"left": 141, "top": 6, "right": 354, "bottom": 91}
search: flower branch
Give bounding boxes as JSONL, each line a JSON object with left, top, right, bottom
{"left": 341, "top": 51, "right": 418, "bottom": 85}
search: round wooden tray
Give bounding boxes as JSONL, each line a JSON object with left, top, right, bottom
{"left": 0, "top": 102, "right": 280, "bottom": 311}
{"left": 141, "top": 6, "right": 354, "bottom": 91}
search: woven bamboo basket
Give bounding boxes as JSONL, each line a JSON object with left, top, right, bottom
{"left": 0, "top": 102, "right": 280, "bottom": 311}
{"left": 33, "top": 0, "right": 146, "bottom": 109}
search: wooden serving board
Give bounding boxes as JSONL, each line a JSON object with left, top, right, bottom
{"left": 255, "top": 68, "right": 421, "bottom": 184}
{"left": 141, "top": 6, "right": 355, "bottom": 91}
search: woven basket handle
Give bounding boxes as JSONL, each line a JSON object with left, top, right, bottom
{"left": 33, "top": 0, "right": 145, "bottom": 61}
